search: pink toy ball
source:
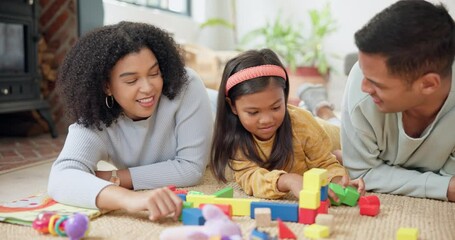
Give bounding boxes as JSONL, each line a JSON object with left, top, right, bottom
{"left": 65, "top": 213, "right": 89, "bottom": 240}
{"left": 32, "top": 211, "right": 57, "bottom": 234}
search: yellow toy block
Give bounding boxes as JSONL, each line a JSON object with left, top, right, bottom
{"left": 396, "top": 228, "right": 419, "bottom": 240}
{"left": 303, "top": 168, "right": 328, "bottom": 191}
{"left": 304, "top": 224, "right": 330, "bottom": 239}
{"left": 212, "top": 198, "right": 260, "bottom": 216}
{"left": 299, "top": 189, "right": 321, "bottom": 209}
{"left": 185, "top": 195, "right": 215, "bottom": 208}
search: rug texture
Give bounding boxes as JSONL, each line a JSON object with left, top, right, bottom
{"left": 1, "top": 170, "right": 454, "bottom": 240}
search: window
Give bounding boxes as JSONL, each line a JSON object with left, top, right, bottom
{"left": 116, "top": 0, "right": 191, "bottom": 16}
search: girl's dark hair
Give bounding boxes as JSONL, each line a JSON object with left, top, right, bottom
{"left": 210, "top": 48, "right": 294, "bottom": 182}
{"left": 355, "top": 0, "right": 455, "bottom": 84}
{"left": 57, "top": 21, "right": 188, "bottom": 129}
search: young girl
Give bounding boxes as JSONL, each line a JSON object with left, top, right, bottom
{"left": 210, "top": 49, "right": 364, "bottom": 200}
{"left": 48, "top": 22, "right": 213, "bottom": 221}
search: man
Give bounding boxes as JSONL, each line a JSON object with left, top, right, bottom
{"left": 342, "top": 0, "right": 455, "bottom": 201}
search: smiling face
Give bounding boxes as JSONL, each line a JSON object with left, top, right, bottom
{"left": 358, "top": 52, "right": 424, "bottom": 113}
{"left": 228, "top": 82, "right": 286, "bottom": 141}
{"left": 106, "top": 47, "right": 163, "bottom": 121}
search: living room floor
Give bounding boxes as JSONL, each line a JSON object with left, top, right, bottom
{"left": 0, "top": 73, "right": 347, "bottom": 204}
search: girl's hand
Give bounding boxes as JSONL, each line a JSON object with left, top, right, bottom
{"left": 277, "top": 173, "right": 303, "bottom": 198}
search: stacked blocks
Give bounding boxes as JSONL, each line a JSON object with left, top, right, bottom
{"left": 299, "top": 168, "right": 328, "bottom": 224}
{"left": 396, "top": 228, "right": 419, "bottom": 240}
{"left": 328, "top": 183, "right": 360, "bottom": 206}
{"left": 359, "top": 195, "right": 380, "bottom": 217}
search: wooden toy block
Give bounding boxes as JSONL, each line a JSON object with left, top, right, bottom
{"left": 360, "top": 204, "right": 380, "bottom": 217}
{"left": 173, "top": 189, "right": 189, "bottom": 195}
{"left": 303, "top": 168, "right": 328, "bottom": 191}
{"left": 199, "top": 203, "right": 233, "bottom": 218}
{"left": 396, "top": 227, "right": 419, "bottom": 240}
{"left": 167, "top": 185, "right": 176, "bottom": 191}
{"left": 298, "top": 208, "right": 318, "bottom": 224}
{"left": 182, "top": 208, "right": 205, "bottom": 226}
{"left": 179, "top": 201, "right": 194, "bottom": 221}
{"left": 277, "top": 218, "right": 296, "bottom": 239}
{"left": 304, "top": 224, "right": 330, "bottom": 239}
{"left": 177, "top": 193, "right": 186, "bottom": 201}
{"left": 342, "top": 186, "right": 360, "bottom": 206}
{"left": 299, "top": 189, "right": 321, "bottom": 209}
{"left": 250, "top": 228, "right": 270, "bottom": 240}
{"left": 213, "top": 186, "right": 234, "bottom": 198}
{"left": 212, "top": 198, "right": 259, "bottom": 216}
{"left": 315, "top": 213, "right": 334, "bottom": 229}
{"left": 209, "top": 236, "right": 221, "bottom": 240}
{"left": 254, "top": 208, "right": 271, "bottom": 227}
{"left": 250, "top": 201, "right": 299, "bottom": 222}
{"left": 359, "top": 195, "right": 380, "bottom": 206}
{"left": 317, "top": 199, "right": 330, "bottom": 214}
{"left": 328, "top": 183, "right": 346, "bottom": 206}
{"left": 320, "top": 185, "right": 328, "bottom": 201}
{"left": 186, "top": 194, "right": 216, "bottom": 207}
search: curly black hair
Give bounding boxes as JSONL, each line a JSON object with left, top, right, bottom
{"left": 57, "top": 21, "right": 188, "bottom": 130}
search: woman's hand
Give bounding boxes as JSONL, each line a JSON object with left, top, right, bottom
{"left": 330, "top": 175, "right": 366, "bottom": 202}
{"left": 97, "top": 186, "right": 183, "bottom": 221}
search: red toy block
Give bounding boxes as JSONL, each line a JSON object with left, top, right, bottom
{"left": 359, "top": 204, "right": 380, "bottom": 216}
{"left": 167, "top": 185, "right": 176, "bottom": 191}
{"left": 277, "top": 218, "right": 296, "bottom": 239}
{"left": 173, "top": 189, "right": 189, "bottom": 195}
{"left": 317, "top": 200, "right": 330, "bottom": 214}
{"left": 359, "top": 195, "right": 380, "bottom": 206}
{"left": 199, "top": 203, "right": 232, "bottom": 219}
{"left": 299, "top": 208, "right": 317, "bottom": 224}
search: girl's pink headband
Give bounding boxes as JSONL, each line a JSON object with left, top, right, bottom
{"left": 225, "top": 64, "right": 287, "bottom": 96}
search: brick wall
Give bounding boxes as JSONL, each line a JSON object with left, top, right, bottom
{"left": 38, "top": 0, "right": 78, "bottom": 133}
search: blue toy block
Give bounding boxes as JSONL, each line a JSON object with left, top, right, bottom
{"left": 250, "top": 228, "right": 270, "bottom": 240}
{"left": 250, "top": 201, "right": 298, "bottom": 222}
{"left": 177, "top": 193, "right": 187, "bottom": 201}
{"left": 182, "top": 208, "right": 205, "bottom": 226}
{"left": 320, "top": 185, "right": 328, "bottom": 201}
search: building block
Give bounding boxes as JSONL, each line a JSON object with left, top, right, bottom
{"left": 212, "top": 198, "right": 259, "bottom": 216}
{"left": 396, "top": 228, "right": 419, "bottom": 240}
{"left": 254, "top": 208, "right": 271, "bottom": 227}
{"left": 342, "top": 186, "right": 360, "bottom": 206}
{"left": 178, "top": 201, "right": 194, "bottom": 221}
{"left": 317, "top": 200, "right": 330, "bottom": 214}
{"left": 250, "top": 228, "right": 270, "bottom": 240}
{"left": 199, "top": 203, "right": 233, "bottom": 219}
{"left": 250, "top": 201, "right": 299, "bottom": 222}
{"left": 213, "top": 186, "right": 234, "bottom": 198}
{"left": 298, "top": 208, "right": 318, "bottom": 224}
{"left": 167, "top": 185, "right": 176, "bottom": 191}
{"left": 320, "top": 185, "right": 328, "bottom": 201}
{"left": 360, "top": 204, "right": 380, "bottom": 217}
{"left": 277, "top": 218, "right": 296, "bottom": 239}
{"left": 315, "top": 213, "right": 334, "bottom": 229}
{"left": 209, "top": 236, "right": 221, "bottom": 240}
{"left": 359, "top": 195, "right": 380, "bottom": 217}
{"left": 328, "top": 183, "right": 346, "bottom": 206}
{"left": 188, "top": 190, "right": 205, "bottom": 195}
{"left": 186, "top": 194, "right": 216, "bottom": 207}
{"left": 304, "top": 224, "right": 330, "bottom": 239}
{"left": 182, "top": 208, "right": 205, "bottom": 226}
{"left": 299, "top": 189, "right": 321, "bottom": 209}
{"left": 303, "top": 168, "right": 328, "bottom": 191}
{"left": 173, "top": 189, "right": 189, "bottom": 195}
{"left": 359, "top": 195, "right": 380, "bottom": 206}
{"left": 177, "top": 193, "right": 186, "bottom": 201}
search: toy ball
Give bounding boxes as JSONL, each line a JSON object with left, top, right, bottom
{"left": 65, "top": 213, "right": 89, "bottom": 240}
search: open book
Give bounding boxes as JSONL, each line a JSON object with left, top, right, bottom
{"left": 0, "top": 194, "right": 101, "bottom": 226}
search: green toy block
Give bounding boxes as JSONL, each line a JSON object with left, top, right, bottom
{"left": 179, "top": 201, "right": 194, "bottom": 221}
{"left": 213, "top": 186, "right": 234, "bottom": 198}
{"left": 342, "top": 186, "right": 360, "bottom": 206}
{"left": 188, "top": 190, "right": 204, "bottom": 195}
{"left": 328, "top": 183, "right": 346, "bottom": 206}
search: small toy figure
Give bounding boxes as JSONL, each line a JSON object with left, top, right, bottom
{"left": 159, "top": 204, "right": 242, "bottom": 240}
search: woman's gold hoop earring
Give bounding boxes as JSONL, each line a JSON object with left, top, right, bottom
{"left": 105, "top": 95, "right": 114, "bottom": 109}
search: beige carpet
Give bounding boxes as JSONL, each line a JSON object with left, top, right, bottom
{"left": 1, "top": 170, "right": 455, "bottom": 240}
